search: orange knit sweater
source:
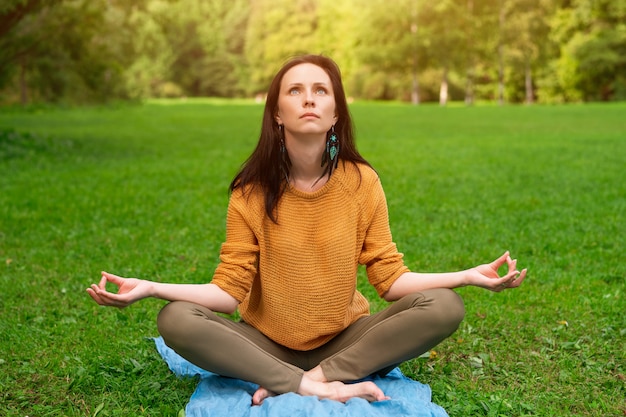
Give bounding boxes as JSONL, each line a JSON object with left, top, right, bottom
{"left": 211, "top": 162, "right": 409, "bottom": 351}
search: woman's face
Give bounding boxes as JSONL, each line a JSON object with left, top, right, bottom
{"left": 275, "top": 63, "right": 337, "bottom": 140}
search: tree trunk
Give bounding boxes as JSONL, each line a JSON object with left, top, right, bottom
{"left": 465, "top": 67, "right": 474, "bottom": 106}
{"left": 439, "top": 66, "right": 449, "bottom": 106}
{"left": 20, "top": 57, "right": 28, "bottom": 106}
{"left": 525, "top": 59, "right": 534, "bottom": 104}
{"left": 412, "top": 72, "right": 420, "bottom": 105}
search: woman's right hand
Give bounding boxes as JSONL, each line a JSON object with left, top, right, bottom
{"left": 86, "top": 271, "right": 153, "bottom": 308}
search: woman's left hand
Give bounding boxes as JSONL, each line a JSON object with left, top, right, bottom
{"left": 467, "top": 251, "right": 527, "bottom": 292}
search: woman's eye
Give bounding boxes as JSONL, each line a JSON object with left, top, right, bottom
{"left": 289, "top": 88, "right": 300, "bottom": 95}
{"left": 316, "top": 88, "right": 327, "bottom": 95}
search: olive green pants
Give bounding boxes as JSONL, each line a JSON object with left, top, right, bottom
{"left": 157, "top": 288, "right": 464, "bottom": 394}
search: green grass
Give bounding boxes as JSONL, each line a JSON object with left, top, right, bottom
{"left": 0, "top": 100, "right": 624, "bottom": 416}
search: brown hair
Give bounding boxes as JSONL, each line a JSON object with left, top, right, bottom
{"left": 230, "top": 54, "right": 371, "bottom": 222}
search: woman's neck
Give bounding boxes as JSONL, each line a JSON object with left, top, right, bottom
{"left": 285, "top": 133, "right": 328, "bottom": 191}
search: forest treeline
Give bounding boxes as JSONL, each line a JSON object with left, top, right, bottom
{"left": 1, "top": 0, "right": 625, "bottom": 105}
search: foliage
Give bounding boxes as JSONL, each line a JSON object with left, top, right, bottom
{"left": 500, "top": 0, "right": 555, "bottom": 103}
{"left": 0, "top": 100, "right": 624, "bottom": 416}
{"left": 244, "top": 0, "right": 319, "bottom": 94}
{"left": 546, "top": 0, "right": 626, "bottom": 101}
{"left": 0, "top": 0, "right": 131, "bottom": 104}
{"left": 0, "top": 0, "right": 625, "bottom": 104}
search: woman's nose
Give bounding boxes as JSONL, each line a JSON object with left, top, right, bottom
{"left": 303, "top": 90, "right": 315, "bottom": 106}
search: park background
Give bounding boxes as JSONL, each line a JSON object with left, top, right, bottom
{"left": 1, "top": 1, "right": 625, "bottom": 417}
{"left": 1, "top": 0, "right": 626, "bottom": 105}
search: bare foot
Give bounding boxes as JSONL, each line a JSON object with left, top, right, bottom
{"left": 298, "top": 366, "right": 389, "bottom": 403}
{"left": 252, "top": 386, "right": 277, "bottom": 406}
{"left": 324, "top": 380, "right": 389, "bottom": 403}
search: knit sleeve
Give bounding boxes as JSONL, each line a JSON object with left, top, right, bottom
{"left": 211, "top": 191, "right": 259, "bottom": 303}
{"left": 359, "top": 177, "right": 410, "bottom": 297}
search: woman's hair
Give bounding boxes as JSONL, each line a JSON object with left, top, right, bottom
{"left": 230, "top": 54, "right": 371, "bottom": 223}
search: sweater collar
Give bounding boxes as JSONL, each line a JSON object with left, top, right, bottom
{"left": 286, "top": 161, "right": 344, "bottom": 199}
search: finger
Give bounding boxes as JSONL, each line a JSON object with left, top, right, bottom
{"left": 500, "top": 268, "right": 527, "bottom": 291}
{"left": 94, "top": 287, "right": 130, "bottom": 307}
{"left": 87, "top": 287, "right": 108, "bottom": 306}
{"left": 90, "top": 283, "right": 120, "bottom": 305}
{"left": 90, "top": 284, "right": 112, "bottom": 304}
{"left": 97, "top": 274, "right": 108, "bottom": 290}
{"left": 88, "top": 284, "right": 130, "bottom": 308}
{"left": 91, "top": 283, "right": 106, "bottom": 294}
{"left": 508, "top": 268, "right": 527, "bottom": 288}
{"left": 86, "top": 287, "right": 101, "bottom": 303}
{"left": 102, "top": 271, "right": 125, "bottom": 285}
{"left": 491, "top": 251, "right": 510, "bottom": 269}
{"left": 495, "top": 267, "right": 521, "bottom": 290}
{"left": 500, "top": 268, "right": 519, "bottom": 281}
{"left": 504, "top": 254, "right": 516, "bottom": 272}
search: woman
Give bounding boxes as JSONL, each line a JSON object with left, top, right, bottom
{"left": 87, "top": 55, "right": 526, "bottom": 405}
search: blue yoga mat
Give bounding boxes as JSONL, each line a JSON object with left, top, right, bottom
{"left": 153, "top": 337, "right": 449, "bottom": 417}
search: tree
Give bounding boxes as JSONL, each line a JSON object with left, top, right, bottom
{"left": 0, "top": 0, "right": 50, "bottom": 38}
{"left": 1, "top": 0, "right": 135, "bottom": 104}
{"left": 546, "top": 0, "right": 626, "bottom": 101}
{"left": 418, "top": 0, "right": 470, "bottom": 105}
{"left": 244, "top": 0, "right": 319, "bottom": 95}
{"left": 354, "top": 0, "right": 428, "bottom": 101}
{"left": 157, "top": 0, "right": 249, "bottom": 97}
{"left": 314, "top": 0, "right": 360, "bottom": 98}
{"left": 119, "top": 2, "right": 175, "bottom": 99}
{"left": 1, "top": 0, "right": 625, "bottom": 104}
{"left": 501, "top": 0, "right": 554, "bottom": 103}
{"left": 0, "top": 0, "right": 62, "bottom": 103}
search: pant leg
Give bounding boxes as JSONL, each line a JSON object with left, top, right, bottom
{"left": 157, "top": 301, "right": 304, "bottom": 394}
{"left": 317, "top": 288, "right": 465, "bottom": 382}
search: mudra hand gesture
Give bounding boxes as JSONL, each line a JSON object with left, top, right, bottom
{"left": 87, "top": 272, "right": 151, "bottom": 308}
{"left": 468, "top": 251, "right": 527, "bottom": 292}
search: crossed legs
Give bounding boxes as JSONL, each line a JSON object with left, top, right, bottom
{"left": 157, "top": 288, "right": 464, "bottom": 404}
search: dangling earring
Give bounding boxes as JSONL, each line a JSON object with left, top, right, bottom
{"left": 321, "top": 125, "right": 340, "bottom": 171}
{"left": 278, "top": 124, "right": 291, "bottom": 182}
{"left": 279, "top": 124, "right": 286, "bottom": 156}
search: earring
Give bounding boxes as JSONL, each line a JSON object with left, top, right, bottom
{"left": 321, "top": 125, "right": 340, "bottom": 170}
{"left": 279, "top": 124, "right": 286, "bottom": 155}
{"left": 278, "top": 124, "right": 291, "bottom": 181}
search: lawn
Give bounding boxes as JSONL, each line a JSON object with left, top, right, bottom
{"left": 0, "top": 100, "right": 624, "bottom": 416}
